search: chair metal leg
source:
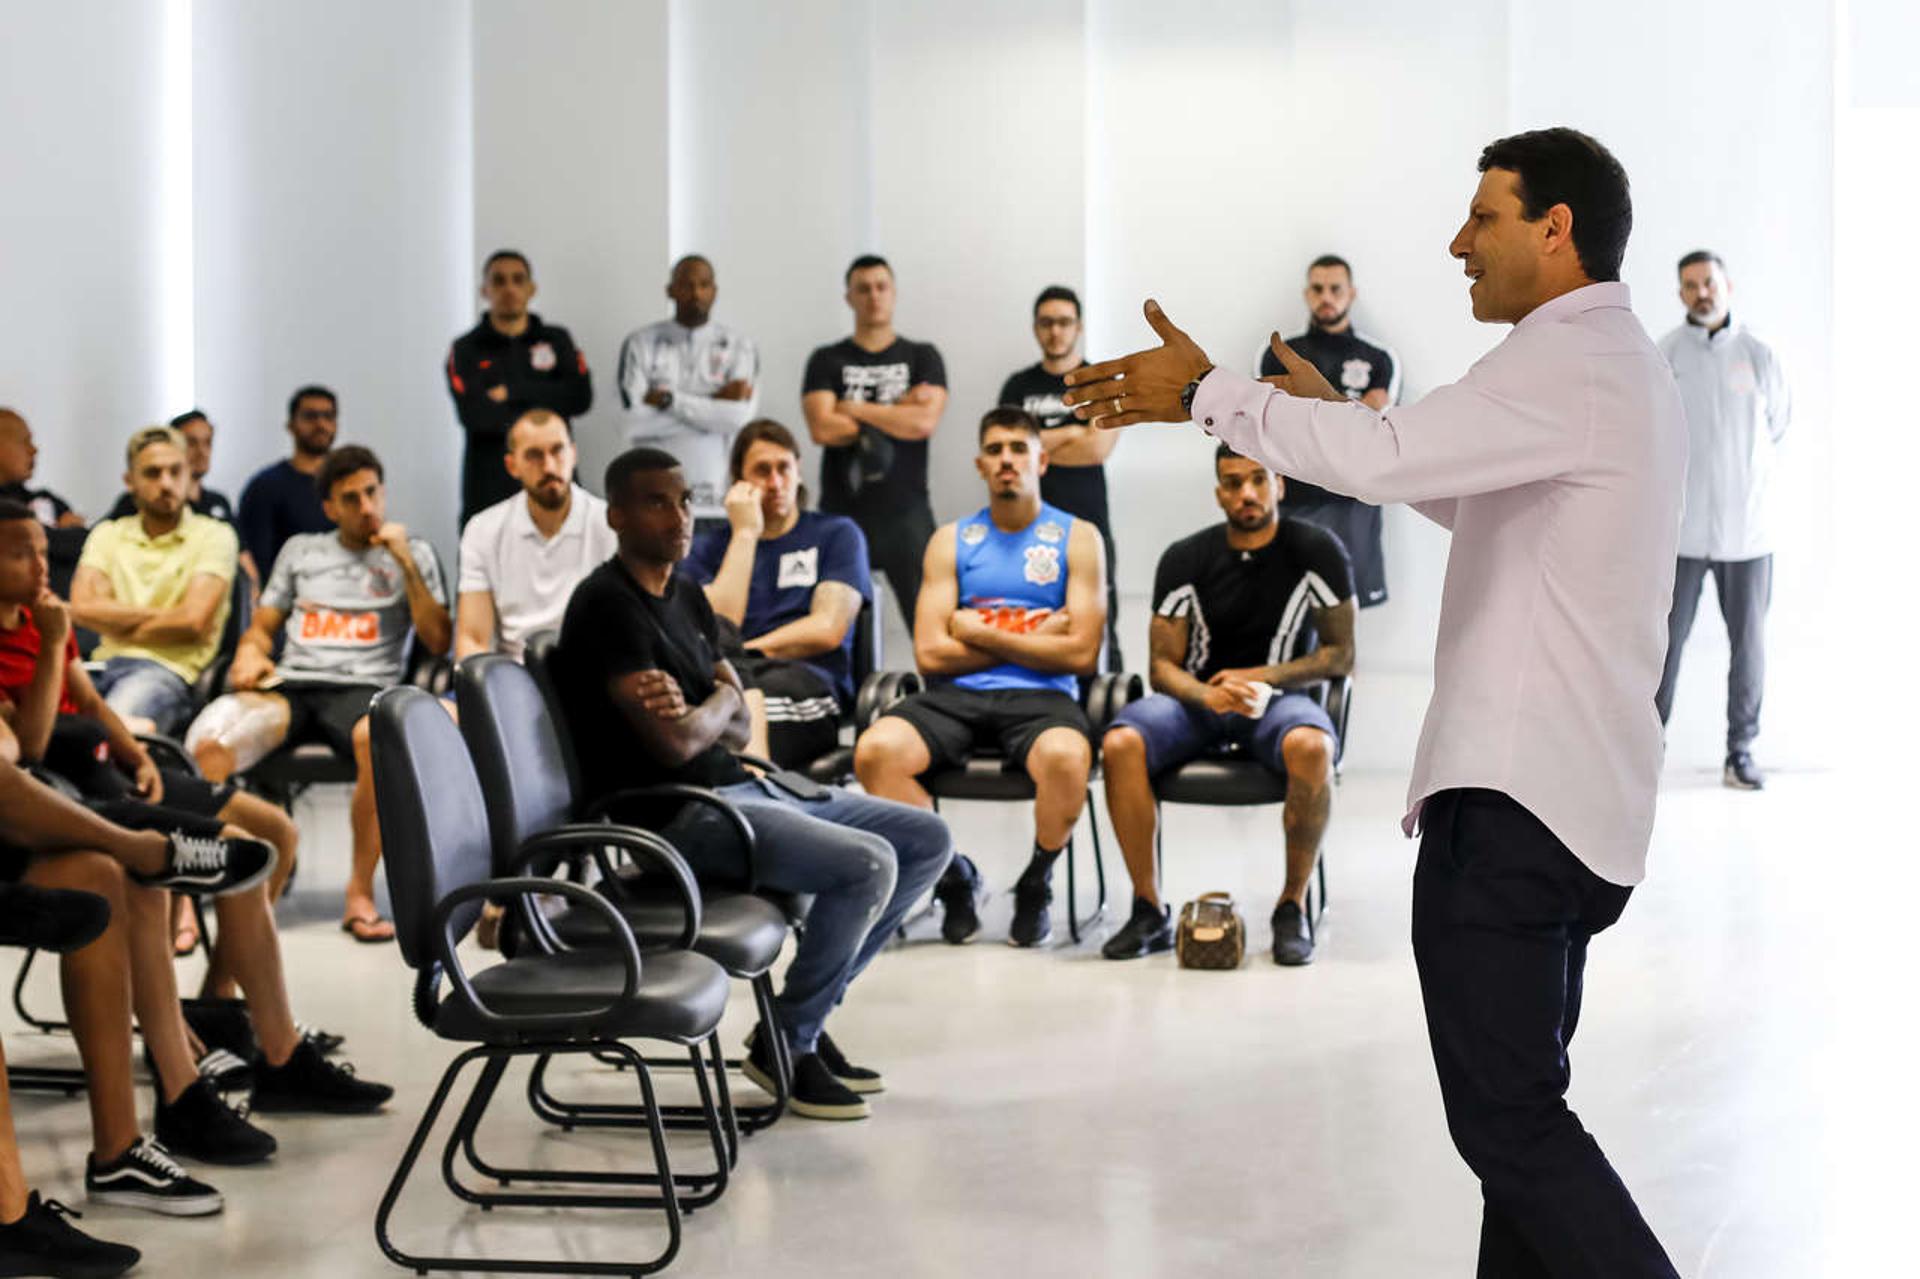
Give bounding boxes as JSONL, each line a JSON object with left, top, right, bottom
{"left": 1066, "top": 792, "right": 1109, "bottom": 944}
{"left": 376, "top": 1041, "right": 686, "bottom": 1276}
{"left": 11, "top": 950, "right": 67, "bottom": 1034}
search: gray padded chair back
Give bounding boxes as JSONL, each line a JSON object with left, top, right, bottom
{"left": 369, "top": 686, "right": 493, "bottom": 972}
{"left": 455, "top": 654, "right": 578, "bottom": 872}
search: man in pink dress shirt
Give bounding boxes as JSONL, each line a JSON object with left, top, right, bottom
{"left": 1064, "top": 128, "right": 1682, "bottom": 1277}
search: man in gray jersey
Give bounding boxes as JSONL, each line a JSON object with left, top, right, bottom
{"left": 1653, "top": 250, "right": 1790, "bottom": 790}
{"left": 185, "top": 446, "right": 451, "bottom": 940}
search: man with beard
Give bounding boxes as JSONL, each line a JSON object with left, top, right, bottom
{"left": 236, "top": 385, "right": 339, "bottom": 580}
{"left": 617, "top": 254, "right": 759, "bottom": 532}
{"left": 1256, "top": 256, "right": 1400, "bottom": 608}
{"left": 107, "top": 410, "right": 235, "bottom": 525}
{"left": 456, "top": 409, "right": 616, "bottom": 663}
{"left": 1099, "top": 445, "right": 1354, "bottom": 965}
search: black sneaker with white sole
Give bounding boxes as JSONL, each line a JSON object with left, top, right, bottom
{"left": 153, "top": 1079, "right": 277, "bottom": 1166}
{"left": 0, "top": 1192, "right": 141, "bottom": 1278}
{"left": 136, "top": 832, "right": 275, "bottom": 898}
{"left": 1101, "top": 897, "right": 1173, "bottom": 961}
{"left": 85, "top": 1138, "right": 223, "bottom": 1217}
{"left": 785, "top": 1053, "right": 870, "bottom": 1121}
{"left": 1007, "top": 867, "right": 1054, "bottom": 948}
{"left": 1723, "top": 751, "right": 1764, "bottom": 790}
{"left": 250, "top": 1039, "right": 393, "bottom": 1115}
{"left": 935, "top": 856, "right": 982, "bottom": 945}
{"left": 739, "top": 1029, "right": 788, "bottom": 1100}
{"left": 816, "top": 1031, "right": 883, "bottom": 1095}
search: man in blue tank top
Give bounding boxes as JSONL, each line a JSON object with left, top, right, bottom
{"left": 854, "top": 407, "right": 1107, "bottom": 948}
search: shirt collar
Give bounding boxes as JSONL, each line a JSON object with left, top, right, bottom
{"left": 509, "top": 486, "right": 591, "bottom": 542}
{"left": 128, "top": 510, "right": 195, "bottom": 547}
{"left": 1684, "top": 311, "right": 1740, "bottom": 343}
{"left": 1516, "top": 281, "right": 1632, "bottom": 332}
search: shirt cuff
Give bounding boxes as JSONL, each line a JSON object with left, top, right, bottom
{"left": 1190, "top": 366, "right": 1277, "bottom": 454}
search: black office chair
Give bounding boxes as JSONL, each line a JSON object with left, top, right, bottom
{"left": 800, "top": 597, "right": 883, "bottom": 784}
{"left": 1113, "top": 675, "right": 1353, "bottom": 929}
{"left": 369, "top": 685, "right": 731, "bottom": 1278}
{"left": 457, "top": 653, "right": 793, "bottom": 1139}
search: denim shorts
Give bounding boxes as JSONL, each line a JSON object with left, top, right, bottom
{"left": 1108, "top": 690, "right": 1336, "bottom": 777}
{"left": 92, "top": 657, "right": 196, "bottom": 736}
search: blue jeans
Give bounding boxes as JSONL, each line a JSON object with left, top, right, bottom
{"left": 668, "top": 779, "right": 953, "bottom": 1055}
{"left": 1109, "top": 689, "right": 1337, "bottom": 776}
{"left": 91, "top": 657, "right": 195, "bottom": 736}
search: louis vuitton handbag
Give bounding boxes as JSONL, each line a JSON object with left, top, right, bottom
{"left": 1175, "top": 892, "right": 1246, "bottom": 970}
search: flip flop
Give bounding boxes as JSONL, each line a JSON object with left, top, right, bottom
{"left": 340, "top": 912, "right": 395, "bottom": 944}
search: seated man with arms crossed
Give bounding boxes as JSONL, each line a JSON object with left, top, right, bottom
{"left": 186, "top": 445, "right": 451, "bottom": 943}
{"left": 853, "top": 408, "right": 1106, "bottom": 948}
{"left": 554, "top": 447, "right": 951, "bottom": 1122}
{"left": 1100, "top": 445, "right": 1355, "bottom": 965}
{"left": 681, "top": 419, "right": 870, "bottom": 769}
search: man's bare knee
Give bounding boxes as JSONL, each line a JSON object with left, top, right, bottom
{"left": 1282, "top": 728, "right": 1332, "bottom": 782}
{"left": 1102, "top": 726, "right": 1146, "bottom": 773}
{"left": 855, "top": 718, "right": 925, "bottom": 781}
{"left": 1027, "top": 730, "right": 1092, "bottom": 785}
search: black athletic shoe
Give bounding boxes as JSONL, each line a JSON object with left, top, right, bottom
{"left": 0, "top": 884, "right": 111, "bottom": 954}
{"left": 154, "top": 1078, "right": 277, "bottom": 1166}
{"left": 935, "top": 856, "right": 982, "bottom": 945}
{"left": 816, "top": 1031, "right": 884, "bottom": 1095}
{"left": 1007, "top": 866, "right": 1054, "bottom": 948}
{"left": 0, "top": 1191, "right": 140, "bottom": 1279}
{"left": 84, "top": 1138, "right": 223, "bottom": 1217}
{"left": 1271, "top": 900, "right": 1314, "bottom": 967}
{"left": 137, "top": 832, "right": 275, "bottom": 898}
{"left": 1101, "top": 897, "right": 1173, "bottom": 961}
{"left": 1723, "top": 751, "right": 1764, "bottom": 790}
{"left": 786, "top": 1053, "right": 870, "bottom": 1121}
{"left": 739, "top": 1028, "right": 789, "bottom": 1100}
{"left": 250, "top": 1039, "right": 393, "bottom": 1115}
{"left": 298, "top": 1022, "right": 345, "bottom": 1056}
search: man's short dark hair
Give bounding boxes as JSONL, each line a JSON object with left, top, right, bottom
{"left": 671, "top": 253, "right": 711, "bottom": 277}
{"left": 845, "top": 254, "right": 891, "bottom": 285}
{"left": 979, "top": 406, "right": 1042, "bottom": 443}
{"left": 1477, "top": 127, "right": 1632, "bottom": 283}
{"left": 1307, "top": 254, "right": 1352, "bottom": 280}
{"left": 483, "top": 249, "right": 531, "bottom": 277}
{"left": 169, "top": 408, "right": 209, "bottom": 430}
{"left": 315, "top": 445, "right": 383, "bottom": 500}
{"left": 1677, "top": 249, "right": 1725, "bottom": 275}
{"left": 605, "top": 447, "right": 682, "bottom": 505}
{"left": 0, "top": 499, "right": 35, "bottom": 525}
{"left": 730, "top": 418, "right": 800, "bottom": 480}
{"left": 287, "top": 385, "right": 336, "bottom": 421}
{"left": 506, "top": 408, "right": 572, "bottom": 451}
{"left": 1033, "top": 285, "right": 1081, "bottom": 318}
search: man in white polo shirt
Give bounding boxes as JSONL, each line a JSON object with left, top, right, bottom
{"left": 456, "top": 409, "right": 616, "bottom": 662}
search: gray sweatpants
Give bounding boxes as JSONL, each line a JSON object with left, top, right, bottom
{"left": 1654, "top": 554, "right": 1772, "bottom": 754}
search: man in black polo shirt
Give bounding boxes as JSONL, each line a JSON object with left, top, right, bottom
{"left": 1255, "top": 254, "right": 1400, "bottom": 608}
{"left": 801, "top": 255, "right": 948, "bottom": 631}
{"left": 446, "top": 249, "right": 594, "bottom": 527}
{"left": 998, "top": 284, "right": 1123, "bottom": 668}
{"left": 1100, "top": 445, "right": 1356, "bottom": 966}
{"left": 554, "top": 447, "right": 952, "bottom": 1122}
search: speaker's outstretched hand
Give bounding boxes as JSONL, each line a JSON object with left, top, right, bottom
{"left": 1259, "top": 333, "right": 1346, "bottom": 404}
{"left": 1062, "top": 300, "right": 1214, "bottom": 428}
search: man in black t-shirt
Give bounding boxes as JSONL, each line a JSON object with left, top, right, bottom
{"left": 554, "top": 447, "right": 952, "bottom": 1122}
{"left": 0, "top": 409, "right": 84, "bottom": 529}
{"left": 1100, "top": 445, "right": 1356, "bottom": 966}
{"left": 801, "top": 255, "right": 948, "bottom": 631}
{"left": 998, "top": 284, "right": 1123, "bottom": 669}
{"left": 446, "top": 249, "right": 594, "bottom": 527}
{"left": 1255, "top": 254, "right": 1400, "bottom": 608}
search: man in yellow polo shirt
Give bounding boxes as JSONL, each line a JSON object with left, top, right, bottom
{"left": 70, "top": 426, "right": 237, "bottom": 736}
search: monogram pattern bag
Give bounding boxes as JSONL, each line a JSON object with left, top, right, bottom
{"left": 1175, "top": 892, "right": 1246, "bottom": 970}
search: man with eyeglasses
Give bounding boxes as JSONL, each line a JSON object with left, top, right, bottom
{"left": 236, "top": 386, "right": 339, "bottom": 581}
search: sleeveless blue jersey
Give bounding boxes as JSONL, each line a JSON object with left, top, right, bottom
{"left": 953, "top": 502, "right": 1077, "bottom": 696}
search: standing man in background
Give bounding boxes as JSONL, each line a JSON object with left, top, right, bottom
{"left": 446, "top": 249, "right": 593, "bottom": 527}
{"left": 1653, "top": 250, "right": 1789, "bottom": 790}
{"left": 236, "top": 386, "right": 338, "bottom": 582}
{"left": 999, "top": 285, "right": 1124, "bottom": 668}
{"left": 803, "top": 256, "right": 948, "bottom": 632}
{"left": 617, "top": 254, "right": 760, "bottom": 534}
{"left": 1257, "top": 255, "right": 1400, "bottom": 609}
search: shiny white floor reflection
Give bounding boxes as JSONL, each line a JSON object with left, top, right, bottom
{"left": 6, "top": 763, "right": 1904, "bottom": 1277}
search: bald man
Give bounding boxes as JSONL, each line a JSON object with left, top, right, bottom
{"left": 0, "top": 410, "right": 85, "bottom": 529}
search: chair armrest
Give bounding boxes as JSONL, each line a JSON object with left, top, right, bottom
{"left": 509, "top": 823, "right": 703, "bottom": 951}
{"left": 1084, "top": 672, "right": 1145, "bottom": 730}
{"left": 192, "top": 655, "right": 233, "bottom": 708}
{"left": 1323, "top": 675, "right": 1351, "bottom": 767}
{"left": 581, "top": 784, "right": 759, "bottom": 893}
{"left": 854, "top": 670, "right": 923, "bottom": 732}
{"left": 135, "top": 734, "right": 198, "bottom": 777}
{"left": 732, "top": 752, "right": 778, "bottom": 775}
{"left": 429, "top": 876, "right": 641, "bottom": 1033}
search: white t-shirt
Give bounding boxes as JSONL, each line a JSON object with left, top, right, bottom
{"left": 458, "top": 486, "right": 617, "bottom": 660}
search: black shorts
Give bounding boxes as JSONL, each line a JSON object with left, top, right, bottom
{"left": 280, "top": 682, "right": 382, "bottom": 756}
{"left": 43, "top": 718, "right": 233, "bottom": 817}
{"left": 732, "top": 656, "right": 842, "bottom": 770}
{"left": 885, "top": 685, "right": 1090, "bottom": 773}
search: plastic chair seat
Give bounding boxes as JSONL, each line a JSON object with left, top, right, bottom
{"left": 1154, "top": 757, "right": 1289, "bottom": 807}
{"left": 552, "top": 890, "right": 787, "bottom": 977}
{"left": 922, "top": 755, "right": 1039, "bottom": 801}
{"left": 435, "top": 948, "right": 730, "bottom": 1045}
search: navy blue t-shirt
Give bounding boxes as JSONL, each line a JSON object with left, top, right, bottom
{"left": 683, "top": 511, "right": 872, "bottom": 705}
{"left": 237, "top": 459, "right": 333, "bottom": 580}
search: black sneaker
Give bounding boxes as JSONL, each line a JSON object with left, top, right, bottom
{"left": 1723, "top": 751, "right": 1764, "bottom": 790}
{"left": 1007, "top": 866, "right": 1054, "bottom": 948}
{"left": 153, "top": 1078, "right": 277, "bottom": 1165}
{"left": 786, "top": 1053, "right": 870, "bottom": 1121}
{"left": 0, "top": 1191, "right": 140, "bottom": 1279}
{"left": 816, "top": 1031, "right": 884, "bottom": 1095}
{"left": 136, "top": 832, "right": 275, "bottom": 898}
{"left": 0, "top": 884, "right": 111, "bottom": 954}
{"left": 935, "top": 856, "right": 982, "bottom": 945}
{"left": 146, "top": 1042, "right": 255, "bottom": 1094}
{"left": 1102, "top": 897, "right": 1173, "bottom": 961}
{"left": 1271, "top": 900, "right": 1314, "bottom": 967}
{"left": 739, "top": 1028, "right": 788, "bottom": 1100}
{"left": 85, "top": 1138, "right": 223, "bottom": 1217}
{"left": 298, "top": 1022, "right": 345, "bottom": 1057}
{"left": 250, "top": 1038, "right": 392, "bottom": 1115}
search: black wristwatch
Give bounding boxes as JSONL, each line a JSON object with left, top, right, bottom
{"left": 1179, "top": 366, "right": 1214, "bottom": 417}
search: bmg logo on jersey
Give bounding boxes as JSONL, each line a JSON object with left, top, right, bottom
{"left": 299, "top": 608, "right": 382, "bottom": 645}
